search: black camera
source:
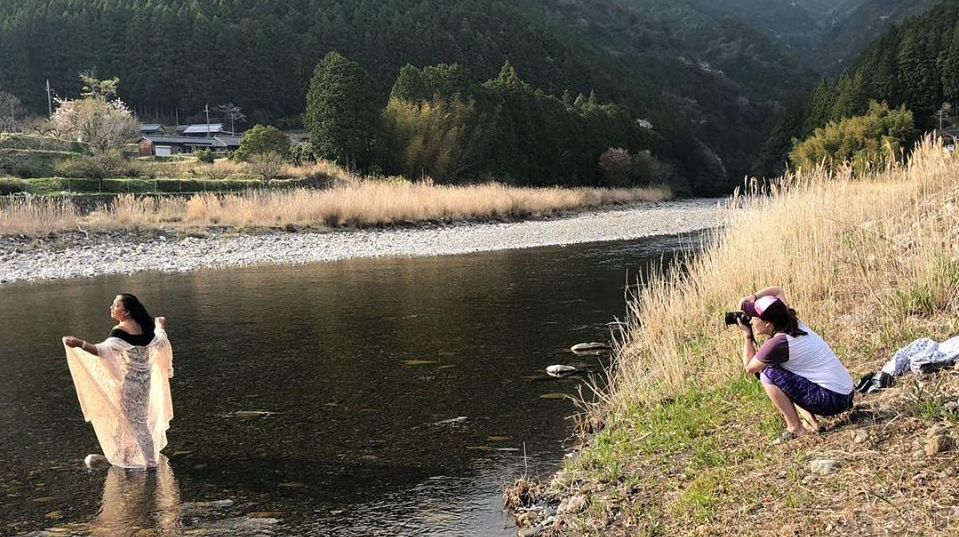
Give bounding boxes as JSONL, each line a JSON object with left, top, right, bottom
{"left": 724, "top": 311, "right": 751, "bottom": 326}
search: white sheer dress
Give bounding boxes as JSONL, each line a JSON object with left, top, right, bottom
{"left": 64, "top": 328, "right": 174, "bottom": 468}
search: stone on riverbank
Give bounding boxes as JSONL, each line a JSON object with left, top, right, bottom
{"left": 0, "top": 200, "right": 722, "bottom": 284}
{"left": 808, "top": 459, "right": 840, "bottom": 475}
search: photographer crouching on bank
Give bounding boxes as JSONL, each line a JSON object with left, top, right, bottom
{"left": 730, "top": 287, "right": 854, "bottom": 442}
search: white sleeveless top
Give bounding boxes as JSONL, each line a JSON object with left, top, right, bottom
{"left": 755, "top": 323, "right": 854, "bottom": 395}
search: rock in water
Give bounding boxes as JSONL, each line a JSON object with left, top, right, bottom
{"left": 433, "top": 416, "right": 468, "bottom": 426}
{"left": 230, "top": 410, "right": 276, "bottom": 420}
{"left": 570, "top": 342, "right": 610, "bottom": 353}
{"left": 84, "top": 454, "right": 110, "bottom": 468}
{"left": 546, "top": 365, "right": 578, "bottom": 378}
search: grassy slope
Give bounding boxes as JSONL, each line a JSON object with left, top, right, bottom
{"left": 537, "top": 139, "right": 959, "bottom": 536}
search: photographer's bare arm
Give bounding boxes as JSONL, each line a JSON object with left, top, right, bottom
{"left": 736, "top": 319, "right": 766, "bottom": 374}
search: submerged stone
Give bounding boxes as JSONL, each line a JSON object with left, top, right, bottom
{"left": 229, "top": 410, "right": 276, "bottom": 420}
{"left": 433, "top": 416, "right": 468, "bottom": 426}
{"left": 83, "top": 454, "right": 110, "bottom": 468}
{"left": 570, "top": 342, "right": 610, "bottom": 353}
{"left": 546, "top": 364, "right": 577, "bottom": 378}
{"left": 402, "top": 359, "right": 438, "bottom": 366}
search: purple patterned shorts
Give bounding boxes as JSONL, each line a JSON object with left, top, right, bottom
{"left": 761, "top": 366, "right": 854, "bottom": 416}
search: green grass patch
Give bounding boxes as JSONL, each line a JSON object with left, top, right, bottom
{"left": 0, "top": 133, "right": 84, "bottom": 152}
{"left": 560, "top": 374, "right": 796, "bottom": 533}
{"left": 571, "top": 375, "right": 778, "bottom": 487}
{"left": 902, "top": 377, "right": 959, "bottom": 423}
{"left": 0, "top": 148, "right": 80, "bottom": 178}
{"left": 669, "top": 471, "right": 727, "bottom": 522}
{"left": 782, "top": 489, "right": 815, "bottom": 509}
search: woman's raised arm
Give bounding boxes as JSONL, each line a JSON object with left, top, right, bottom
{"left": 62, "top": 336, "right": 100, "bottom": 356}
{"left": 738, "top": 286, "right": 787, "bottom": 309}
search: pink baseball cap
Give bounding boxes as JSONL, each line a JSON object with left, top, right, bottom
{"left": 743, "top": 296, "right": 788, "bottom": 322}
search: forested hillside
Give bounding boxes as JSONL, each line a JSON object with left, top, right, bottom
{"left": 672, "top": 0, "right": 940, "bottom": 75}
{"left": 0, "top": 0, "right": 819, "bottom": 193}
{"left": 800, "top": 0, "right": 959, "bottom": 136}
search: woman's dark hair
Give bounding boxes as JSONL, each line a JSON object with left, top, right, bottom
{"left": 119, "top": 293, "right": 154, "bottom": 336}
{"left": 772, "top": 307, "right": 807, "bottom": 337}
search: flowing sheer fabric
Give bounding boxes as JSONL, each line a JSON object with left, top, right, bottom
{"left": 65, "top": 329, "right": 174, "bottom": 468}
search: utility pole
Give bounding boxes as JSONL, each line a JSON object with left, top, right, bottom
{"left": 175, "top": 108, "right": 179, "bottom": 130}
{"left": 205, "top": 103, "right": 211, "bottom": 138}
{"left": 45, "top": 79, "right": 53, "bottom": 118}
{"left": 939, "top": 102, "right": 952, "bottom": 132}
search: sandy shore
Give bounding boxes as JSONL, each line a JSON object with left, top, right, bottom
{"left": 0, "top": 199, "right": 724, "bottom": 284}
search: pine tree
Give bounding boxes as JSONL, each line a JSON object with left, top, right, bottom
{"left": 303, "top": 51, "right": 381, "bottom": 169}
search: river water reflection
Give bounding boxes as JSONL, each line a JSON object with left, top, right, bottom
{"left": 0, "top": 233, "right": 702, "bottom": 536}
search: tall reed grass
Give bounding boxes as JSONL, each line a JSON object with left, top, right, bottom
{"left": 0, "top": 181, "right": 670, "bottom": 235}
{"left": 600, "top": 136, "right": 959, "bottom": 416}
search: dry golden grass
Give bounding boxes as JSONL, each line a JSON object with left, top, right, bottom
{"left": 197, "top": 159, "right": 246, "bottom": 181}
{"left": 605, "top": 137, "right": 959, "bottom": 413}
{"left": 0, "top": 181, "right": 670, "bottom": 236}
{"left": 0, "top": 196, "right": 79, "bottom": 236}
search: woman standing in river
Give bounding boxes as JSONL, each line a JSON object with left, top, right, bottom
{"left": 62, "top": 294, "right": 174, "bottom": 468}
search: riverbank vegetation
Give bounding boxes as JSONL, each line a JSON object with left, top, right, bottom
{"left": 535, "top": 138, "right": 959, "bottom": 535}
{"left": 0, "top": 180, "right": 670, "bottom": 237}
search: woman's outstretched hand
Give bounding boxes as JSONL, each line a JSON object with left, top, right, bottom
{"left": 155, "top": 317, "right": 167, "bottom": 329}
{"left": 63, "top": 336, "right": 83, "bottom": 348}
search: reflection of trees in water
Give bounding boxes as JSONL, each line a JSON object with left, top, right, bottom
{"left": 93, "top": 456, "right": 181, "bottom": 537}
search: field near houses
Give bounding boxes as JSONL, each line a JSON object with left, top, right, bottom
{"left": 0, "top": 133, "right": 673, "bottom": 236}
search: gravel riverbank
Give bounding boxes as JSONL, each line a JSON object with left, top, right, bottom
{"left": 0, "top": 199, "right": 724, "bottom": 284}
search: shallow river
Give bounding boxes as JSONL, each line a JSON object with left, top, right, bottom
{"left": 0, "top": 233, "right": 700, "bottom": 536}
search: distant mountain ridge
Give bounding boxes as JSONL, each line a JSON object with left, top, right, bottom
{"left": 0, "top": 0, "right": 823, "bottom": 192}
{"left": 684, "top": 0, "right": 941, "bottom": 75}
{"left": 0, "top": 0, "right": 929, "bottom": 191}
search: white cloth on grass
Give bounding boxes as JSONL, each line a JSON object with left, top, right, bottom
{"left": 881, "top": 335, "right": 959, "bottom": 376}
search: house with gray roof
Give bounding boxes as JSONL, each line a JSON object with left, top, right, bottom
{"left": 138, "top": 133, "right": 244, "bottom": 157}
{"left": 140, "top": 123, "right": 164, "bottom": 134}
{"left": 175, "top": 123, "right": 235, "bottom": 136}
